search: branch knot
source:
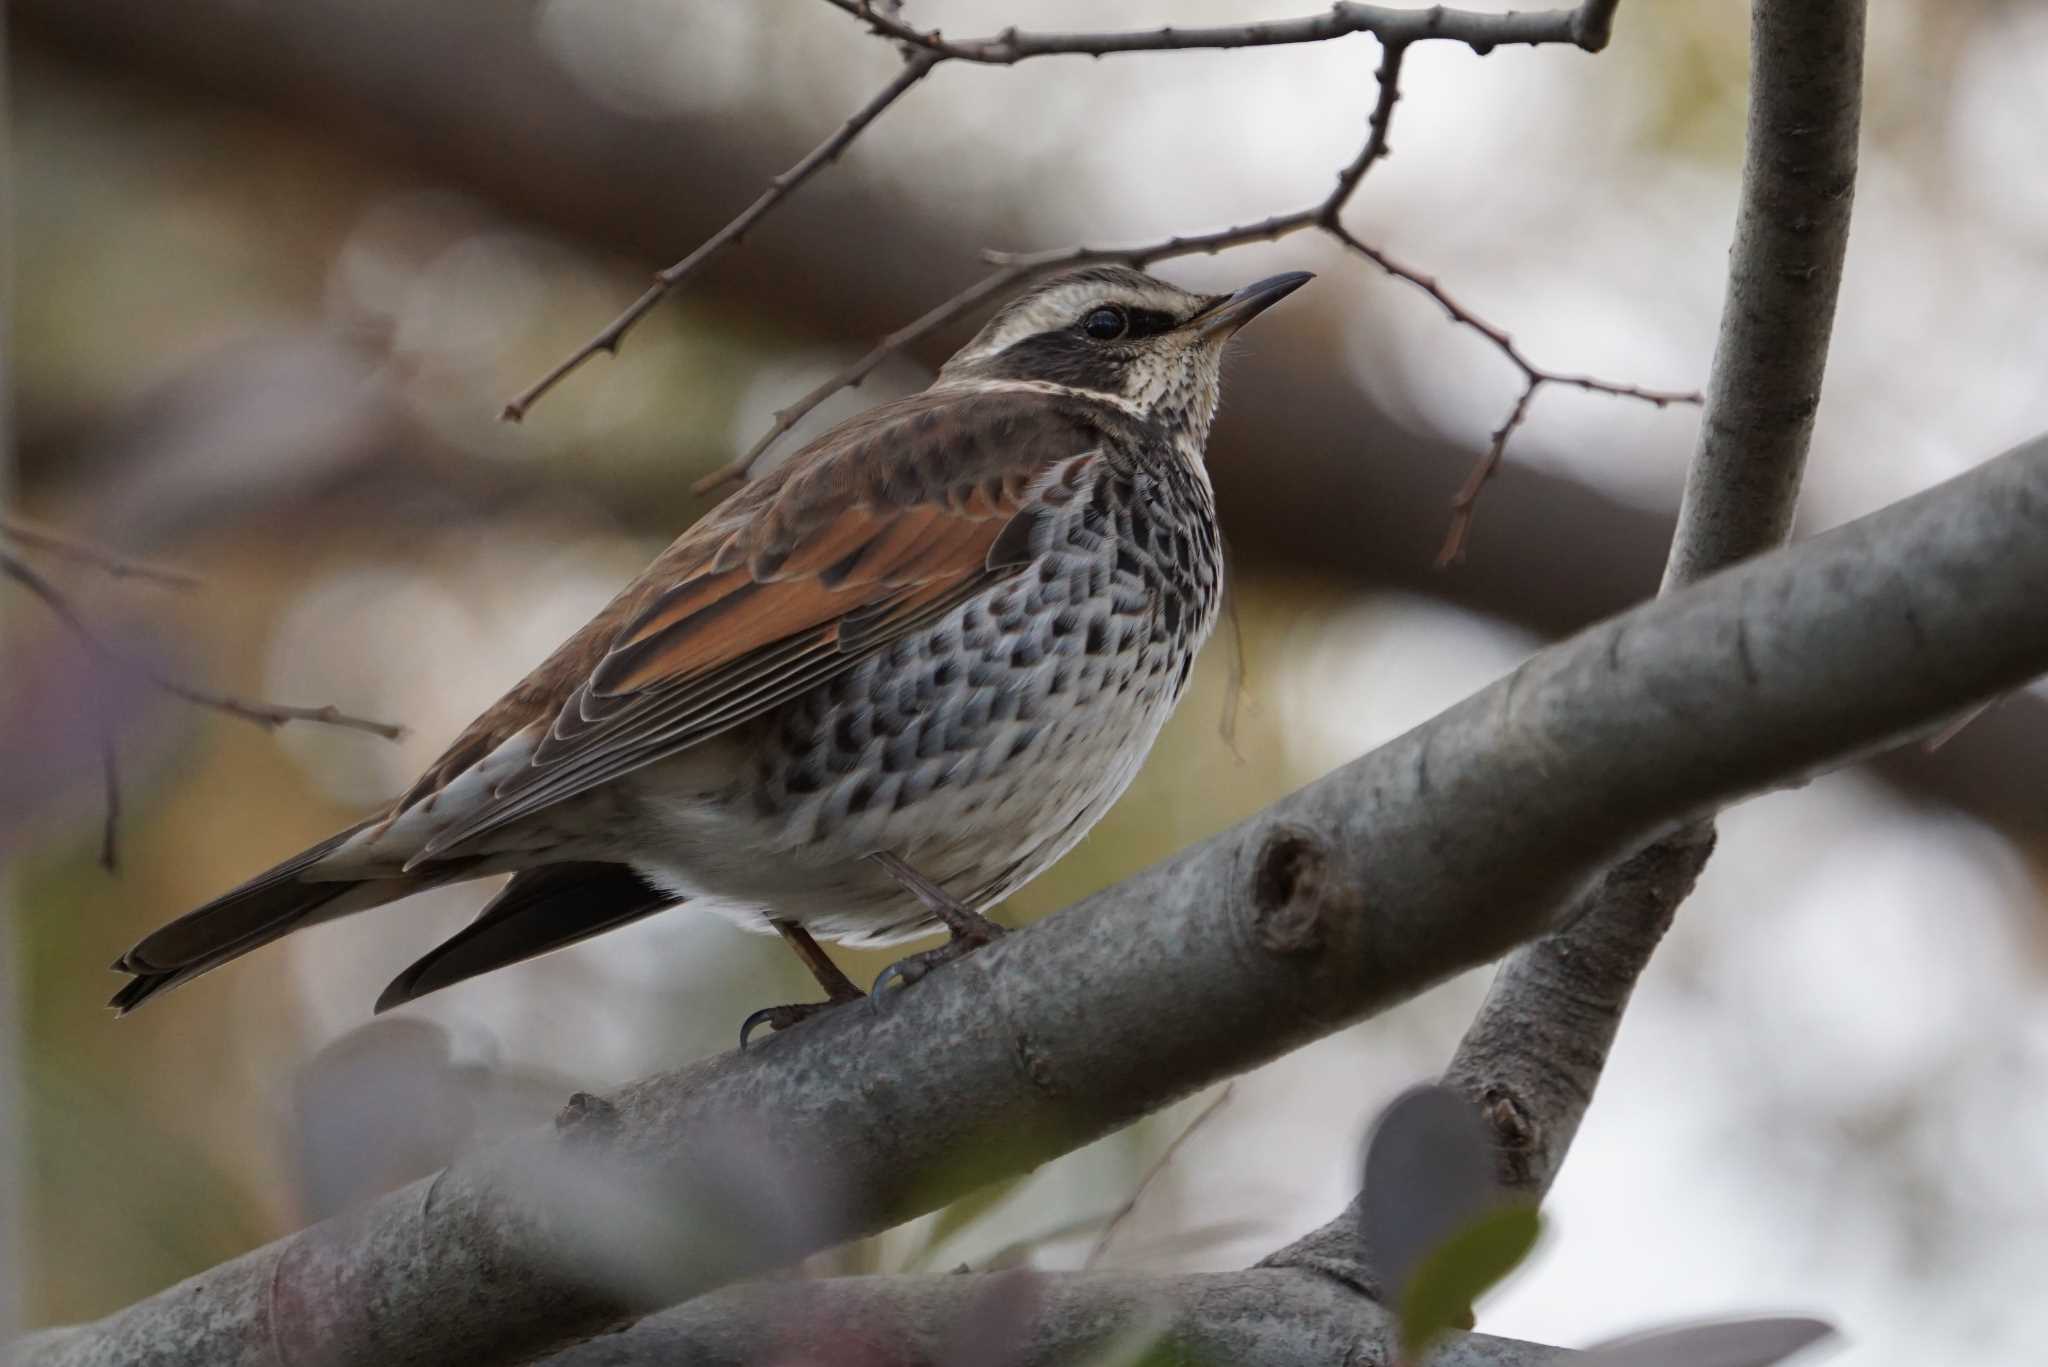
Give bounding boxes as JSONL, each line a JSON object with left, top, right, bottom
{"left": 1250, "top": 826, "right": 1340, "bottom": 956}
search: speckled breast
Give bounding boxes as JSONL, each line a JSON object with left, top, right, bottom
{"left": 715, "top": 451, "right": 1224, "bottom": 942}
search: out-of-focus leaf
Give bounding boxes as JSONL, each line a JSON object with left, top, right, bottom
{"left": 1361, "top": 1084, "right": 1497, "bottom": 1298}
{"left": 902, "top": 1171, "right": 1035, "bottom": 1272}
{"left": 290, "top": 1017, "right": 573, "bottom": 1222}
{"left": 291, "top": 1017, "right": 471, "bottom": 1221}
{"left": 1396, "top": 1205, "right": 1542, "bottom": 1360}
{"left": 1581, "top": 1316, "right": 1838, "bottom": 1367}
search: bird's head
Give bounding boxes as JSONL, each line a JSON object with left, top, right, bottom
{"left": 935, "top": 264, "right": 1312, "bottom": 448}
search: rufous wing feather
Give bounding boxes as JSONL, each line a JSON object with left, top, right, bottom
{"left": 396, "top": 388, "right": 1104, "bottom": 864}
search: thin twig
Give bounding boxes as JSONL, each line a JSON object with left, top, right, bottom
{"left": 525, "top": 1, "right": 1685, "bottom": 547}
{"left": 1084, "top": 1083, "right": 1235, "bottom": 1270}
{"left": 4, "top": 546, "right": 404, "bottom": 867}
{"left": 694, "top": 35, "right": 1692, "bottom": 540}
{"left": 1, "top": 549, "right": 406, "bottom": 740}
{"left": 0, "top": 517, "right": 202, "bottom": 589}
{"left": 98, "top": 737, "right": 121, "bottom": 871}
{"left": 689, "top": 43, "right": 1409, "bottom": 493}
{"left": 508, "top": 0, "right": 1622, "bottom": 425}
{"left": 1441, "top": 381, "right": 1543, "bottom": 568}
{"left": 1922, "top": 696, "right": 1997, "bottom": 753}
{"left": 1323, "top": 226, "right": 1701, "bottom": 565}
{"left": 822, "top": 0, "right": 1610, "bottom": 63}
{"left": 502, "top": 53, "right": 940, "bottom": 421}
{"left": 691, "top": 264, "right": 1037, "bottom": 493}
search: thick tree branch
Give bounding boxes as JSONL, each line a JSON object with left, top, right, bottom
{"left": 1440, "top": 827, "right": 1718, "bottom": 1195}
{"left": 15, "top": 431, "right": 2047, "bottom": 1367}
{"left": 536, "top": 1269, "right": 1576, "bottom": 1367}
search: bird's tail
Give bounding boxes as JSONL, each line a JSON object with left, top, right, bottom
{"left": 108, "top": 822, "right": 442, "bottom": 1015}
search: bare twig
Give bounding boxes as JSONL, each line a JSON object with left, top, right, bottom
{"left": 821, "top": 0, "right": 1618, "bottom": 62}
{"left": 510, "top": 0, "right": 1654, "bottom": 484}
{"left": 684, "top": 40, "right": 1405, "bottom": 494}
{"left": 1, "top": 552, "right": 403, "bottom": 740}
{"left": 1084, "top": 1084, "right": 1235, "bottom": 1270}
{"left": 0, "top": 517, "right": 202, "bottom": 589}
{"left": 0, "top": 545, "right": 407, "bottom": 836}
{"left": 501, "top": 52, "right": 940, "bottom": 422}
{"left": 135, "top": 677, "right": 407, "bottom": 740}
{"left": 2, "top": 545, "right": 405, "bottom": 860}
{"left": 690, "top": 263, "right": 1039, "bottom": 493}
{"left": 1317, "top": 230, "right": 1702, "bottom": 565}
{"left": 686, "top": 30, "right": 1694, "bottom": 537}
{"left": 96, "top": 739, "right": 120, "bottom": 871}
{"left": 1922, "top": 696, "right": 1997, "bottom": 753}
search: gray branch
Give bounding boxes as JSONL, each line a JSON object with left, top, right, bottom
{"left": 1430, "top": 0, "right": 1866, "bottom": 1218}
{"left": 15, "top": 428, "right": 2048, "bottom": 1367}
{"left": 1263, "top": 4, "right": 1869, "bottom": 1298}
{"left": 1663, "top": 0, "right": 1865, "bottom": 589}
{"left": 537, "top": 1269, "right": 1575, "bottom": 1367}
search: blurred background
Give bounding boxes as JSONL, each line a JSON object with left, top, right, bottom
{"left": 5, "top": 0, "right": 2048, "bottom": 1360}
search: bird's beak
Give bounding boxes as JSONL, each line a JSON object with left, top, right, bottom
{"left": 1194, "top": 271, "right": 1315, "bottom": 338}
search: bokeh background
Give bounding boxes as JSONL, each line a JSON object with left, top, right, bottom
{"left": 6, "top": 1, "right": 2048, "bottom": 1360}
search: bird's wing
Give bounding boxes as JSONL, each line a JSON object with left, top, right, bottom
{"left": 386, "top": 388, "right": 1105, "bottom": 864}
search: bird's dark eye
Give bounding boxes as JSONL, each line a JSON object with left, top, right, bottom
{"left": 1081, "top": 306, "right": 1128, "bottom": 341}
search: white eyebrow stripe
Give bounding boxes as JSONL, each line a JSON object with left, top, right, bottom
{"left": 941, "top": 377, "right": 1148, "bottom": 418}
{"left": 957, "top": 282, "right": 1201, "bottom": 365}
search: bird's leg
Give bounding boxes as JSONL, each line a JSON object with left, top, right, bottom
{"left": 866, "top": 850, "right": 1007, "bottom": 1004}
{"left": 738, "top": 919, "right": 865, "bottom": 1049}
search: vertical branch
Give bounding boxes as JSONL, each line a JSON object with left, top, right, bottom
{"left": 1661, "top": 0, "right": 1865, "bottom": 588}
{"left": 1441, "top": 0, "right": 1867, "bottom": 1203}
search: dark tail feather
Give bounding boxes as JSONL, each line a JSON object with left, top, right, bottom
{"left": 374, "top": 862, "right": 676, "bottom": 1013}
{"left": 111, "top": 822, "right": 424, "bottom": 1015}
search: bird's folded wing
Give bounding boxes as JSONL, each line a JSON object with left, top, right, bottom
{"left": 391, "top": 389, "right": 1105, "bottom": 863}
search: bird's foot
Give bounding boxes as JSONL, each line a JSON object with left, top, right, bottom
{"left": 864, "top": 850, "right": 1008, "bottom": 1007}
{"left": 739, "top": 987, "right": 862, "bottom": 1050}
{"left": 869, "top": 916, "right": 1005, "bottom": 1008}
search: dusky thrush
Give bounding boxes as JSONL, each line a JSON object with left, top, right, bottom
{"left": 109, "top": 265, "right": 1313, "bottom": 1037}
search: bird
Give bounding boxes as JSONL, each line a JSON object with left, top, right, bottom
{"left": 108, "top": 264, "right": 1312, "bottom": 1041}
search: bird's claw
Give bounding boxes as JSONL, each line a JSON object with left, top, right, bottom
{"left": 867, "top": 921, "right": 1006, "bottom": 1012}
{"left": 866, "top": 958, "right": 923, "bottom": 1009}
{"left": 738, "top": 995, "right": 857, "bottom": 1050}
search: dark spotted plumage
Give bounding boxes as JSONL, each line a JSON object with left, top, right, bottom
{"left": 108, "top": 265, "right": 1310, "bottom": 1021}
